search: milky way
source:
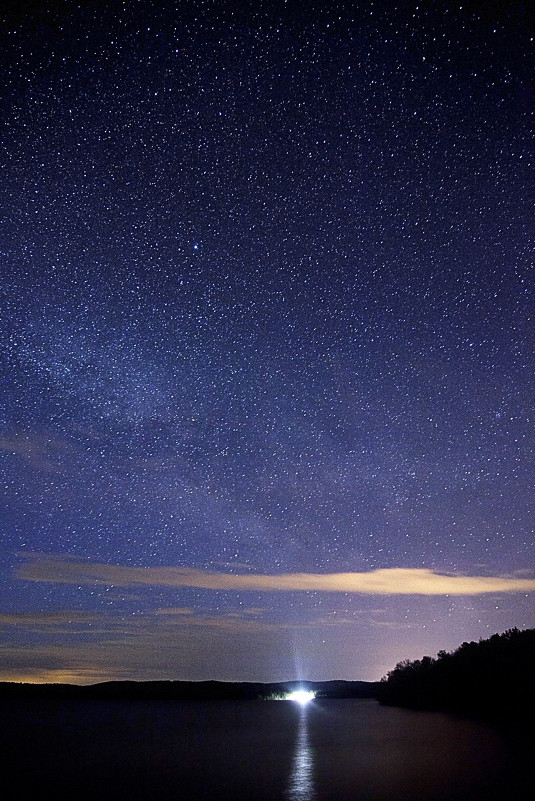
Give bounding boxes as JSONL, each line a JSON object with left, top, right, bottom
{"left": 0, "top": 0, "right": 533, "bottom": 683}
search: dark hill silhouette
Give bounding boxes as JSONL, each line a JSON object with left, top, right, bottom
{"left": 376, "top": 627, "right": 535, "bottom": 726}
{"left": 0, "top": 678, "right": 378, "bottom": 701}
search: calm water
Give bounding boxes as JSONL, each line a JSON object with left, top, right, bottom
{"left": 2, "top": 698, "right": 530, "bottom": 800}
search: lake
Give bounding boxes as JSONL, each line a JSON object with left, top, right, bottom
{"left": 1, "top": 698, "right": 530, "bottom": 800}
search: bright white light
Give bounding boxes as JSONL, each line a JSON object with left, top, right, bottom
{"left": 285, "top": 690, "right": 315, "bottom": 705}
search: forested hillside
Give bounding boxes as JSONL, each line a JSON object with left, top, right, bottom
{"left": 377, "top": 628, "right": 535, "bottom": 724}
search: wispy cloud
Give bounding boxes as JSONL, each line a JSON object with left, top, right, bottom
{"left": 154, "top": 607, "right": 195, "bottom": 616}
{"left": 0, "top": 607, "right": 298, "bottom": 684}
{"left": 0, "top": 610, "right": 99, "bottom": 629}
{"left": 0, "top": 432, "right": 75, "bottom": 473}
{"left": 17, "top": 555, "right": 535, "bottom": 595}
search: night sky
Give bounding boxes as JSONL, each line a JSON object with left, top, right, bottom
{"left": 1, "top": 0, "right": 533, "bottom": 685}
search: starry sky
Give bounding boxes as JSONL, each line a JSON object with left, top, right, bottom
{"left": 1, "top": 0, "right": 533, "bottom": 685}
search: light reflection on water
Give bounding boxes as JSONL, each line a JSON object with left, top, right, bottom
{"left": 286, "top": 706, "right": 316, "bottom": 801}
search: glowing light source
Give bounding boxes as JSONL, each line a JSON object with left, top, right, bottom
{"left": 285, "top": 689, "right": 315, "bottom": 705}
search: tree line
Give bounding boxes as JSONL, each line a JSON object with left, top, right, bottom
{"left": 376, "top": 627, "right": 535, "bottom": 724}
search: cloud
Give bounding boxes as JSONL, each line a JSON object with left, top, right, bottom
{"left": 0, "top": 605, "right": 300, "bottom": 684}
{"left": 16, "top": 555, "right": 535, "bottom": 596}
{"left": 0, "top": 611, "right": 98, "bottom": 629}
{"left": 0, "top": 432, "right": 75, "bottom": 473}
{"left": 155, "top": 607, "right": 195, "bottom": 616}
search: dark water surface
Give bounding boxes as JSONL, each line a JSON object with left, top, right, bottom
{"left": 2, "top": 698, "right": 530, "bottom": 800}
